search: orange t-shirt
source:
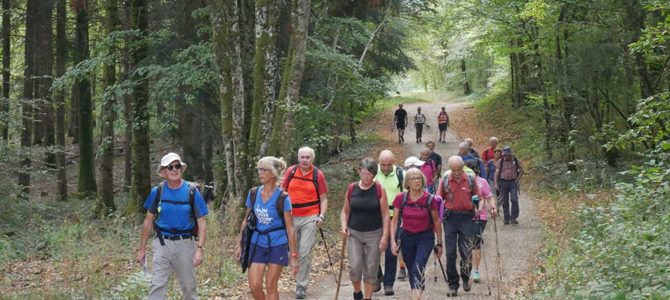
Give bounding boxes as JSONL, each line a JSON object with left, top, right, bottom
{"left": 282, "top": 165, "right": 328, "bottom": 217}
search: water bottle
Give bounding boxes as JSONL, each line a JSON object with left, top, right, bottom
{"left": 471, "top": 195, "right": 480, "bottom": 208}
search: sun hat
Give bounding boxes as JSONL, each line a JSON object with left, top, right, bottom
{"left": 157, "top": 152, "right": 187, "bottom": 174}
{"left": 404, "top": 156, "right": 425, "bottom": 168}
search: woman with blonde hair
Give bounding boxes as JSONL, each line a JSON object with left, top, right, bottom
{"left": 236, "top": 156, "right": 298, "bottom": 300}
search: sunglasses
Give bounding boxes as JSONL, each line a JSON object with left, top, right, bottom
{"left": 165, "top": 164, "right": 182, "bottom": 171}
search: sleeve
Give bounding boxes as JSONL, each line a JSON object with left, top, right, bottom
{"left": 317, "top": 170, "right": 329, "bottom": 194}
{"left": 245, "top": 190, "right": 252, "bottom": 208}
{"left": 436, "top": 155, "right": 442, "bottom": 167}
{"left": 193, "top": 189, "right": 209, "bottom": 218}
{"left": 478, "top": 178, "right": 493, "bottom": 198}
{"left": 392, "top": 193, "right": 403, "bottom": 209}
{"left": 143, "top": 187, "right": 158, "bottom": 212}
{"left": 430, "top": 195, "right": 441, "bottom": 210}
{"left": 284, "top": 195, "right": 292, "bottom": 212}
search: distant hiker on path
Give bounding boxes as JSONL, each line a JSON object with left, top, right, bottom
{"left": 425, "top": 141, "right": 443, "bottom": 190}
{"left": 374, "top": 150, "right": 406, "bottom": 296}
{"left": 341, "top": 158, "right": 390, "bottom": 300}
{"left": 494, "top": 146, "right": 524, "bottom": 225}
{"left": 136, "top": 152, "right": 208, "bottom": 300}
{"left": 437, "top": 156, "right": 481, "bottom": 297}
{"left": 394, "top": 104, "right": 408, "bottom": 143}
{"left": 419, "top": 149, "right": 437, "bottom": 194}
{"left": 281, "top": 147, "right": 329, "bottom": 299}
{"left": 236, "top": 157, "right": 298, "bottom": 300}
{"left": 437, "top": 106, "right": 450, "bottom": 143}
{"left": 390, "top": 168, "right": 443, "bottom": 300}
{"left": 414, "top": 106, "right": 428, "bottom": 143}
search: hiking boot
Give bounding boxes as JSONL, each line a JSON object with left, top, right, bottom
{"left": 384, "top": 285, "right": 394, "bottom": 296}
{"left": 463, "top": 280, "right": 472, "bottom": 292}
{"left": 472, "top": 270, "right": 481, "bottom": 283}
{"left": 295, "top": 285, "right": 306, "bottom": 299}
{"left": 511, "top": 218, "right": 519, "bottom": 225}
{"left": 447, "top": 287, "right": 458, "bottom": 297}
{"left": 353, "top": 290, "right": 363, "bottom": 300}
{"left": 397, "top": 267, "right": 407, "bottom": 280}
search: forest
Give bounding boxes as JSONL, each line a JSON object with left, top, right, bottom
{"left": 0, "top": 0, "right": 668, "bottom": 298}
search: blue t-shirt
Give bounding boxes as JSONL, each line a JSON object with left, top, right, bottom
{"left": 462, "top": 154, "right": 486, "bottom": 179}
{"left": 143, "top": 181, "right": 209, "bottom": 236}
{"left": 485, "top": 160, "right": 496, "bottom": 181}
{"left": 245, "top": 186, "right": 292, "bottom": 247}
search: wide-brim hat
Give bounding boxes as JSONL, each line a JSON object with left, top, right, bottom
{"left": 404, "top": 156, "right": 425, "bottom": 168}
{"left": 156, "top": 152, "right": 187, "bottom": 175}
{"left": 502, "top": 145, "right": 512, "bottom": 155}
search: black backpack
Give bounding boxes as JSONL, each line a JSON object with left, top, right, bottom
{"left": 151, "top": 181, "right": 205, "bottom": 246}
{"left": 395, "top": 166, "right": 405, "bottom": 191}
{"left": 239, "top": 186, "right": 289, "bottom": 273}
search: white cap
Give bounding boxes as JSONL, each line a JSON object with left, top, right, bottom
{"left": 157, "top": 152, "right": 187, "bottom": 174}
{"left": 404, "top": 156, "right": 425, "bottom": 168}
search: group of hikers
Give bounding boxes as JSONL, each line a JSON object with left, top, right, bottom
{"left": 134, "top": 112, "right": 524, "bottom": 299}
{"left": 394, "top": 104, "right": 451, "bottom": 144}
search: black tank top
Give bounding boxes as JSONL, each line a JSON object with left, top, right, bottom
{"left": 348, "top": 183, "right": 383, "bottom": 232}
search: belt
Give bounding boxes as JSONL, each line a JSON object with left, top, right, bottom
{"left": 500, "top": 178, "right": 517, "bottom": 181}
{"left": 447, "top": 211, "right": 473, "bottom": 216}
{"left": 162, "top": 234, "right": 193, "bottom": 241}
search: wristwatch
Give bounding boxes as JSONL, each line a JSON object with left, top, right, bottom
{"left": 318, "top": 214, "right": 325, "bottom": 221}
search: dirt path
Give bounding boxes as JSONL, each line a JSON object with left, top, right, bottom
{"left": 278, "top": 99, "right": 542, "bottom": 299}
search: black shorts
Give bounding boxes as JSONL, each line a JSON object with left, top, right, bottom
{"left": 439, "top": 123, "right": 448, "bottom": 131}
{"left": 396, "top": 122, "right": 406, "bottom": 129}
{"left": 473, "top": 220, "right": 487, "bottom": 249}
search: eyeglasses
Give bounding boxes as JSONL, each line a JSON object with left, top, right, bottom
{"left": 257, "top": 167, "right": 270, "bottom": 173}
{"left": 166, "top": 164, "right": 182, "bottom": 171}
{"left": 408, "top": 177, "right": 423, "bottom": 181}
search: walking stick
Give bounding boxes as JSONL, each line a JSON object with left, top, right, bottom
{"left": 479, "top": 220, "right": 492, "bottom": 296}
{"left": 492, "top": 217, "right": 503, "bottom": 282}
{"left": 436, "top": 255, "right": 449, "bottom": 285}
{"left": 334, "top": 237, "right": 347, "bottom": 300}
{"left": 319, "top": 228, "right": 338, "bottom": 282}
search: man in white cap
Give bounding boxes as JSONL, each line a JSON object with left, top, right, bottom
{"left": 136, "top": 152, "right": 209, "bottom": 300}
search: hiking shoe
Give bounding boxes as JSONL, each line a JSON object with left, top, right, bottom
{"left": 353, "top": 290, "right": 363, "bottom": 300}
{"left": 295, "top": 285, "right": 306, "bottom": 299}
{"left": 384, "top": 286, "right": 394, "bottom": 296}
{"left": 511, "top": 218, "right": 519, "bottom": 225}
{"left": 504, "top": 219, "right": 510, "bottom": 225}
{"left": 447, "top": 287, "right": 458, "bottom": 297}
{"left": 463, "top": 280, "right": 472, "bottom": 292}
{"left": 472, "top": 270, "right": 481, "bottom": 283}
{"left": 397, "top": 267, "right": 407, "bottom": 280}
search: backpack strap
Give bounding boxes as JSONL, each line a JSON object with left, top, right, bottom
{"left": 395, "top": 166, "right": 404, "bottom": 191}
{"left": 276, "top": 190, "right": 288, "bottom": 230}
{"left": 153, "top": 182, "right": 166, "bottom": 246}
{"left": 286, "top": 165, "right": 322, "bottom": 212}
{"left": 375, "top": 182, "right": 383, "bottom": 200}
{"left": 425, "top": 194, "right": 434, "bottom": 229}
{"left": 346, "top": 182, "right": 356, "bottom": 204}
{"left": 188, "top": 182, "right": 199, "bottom": 238}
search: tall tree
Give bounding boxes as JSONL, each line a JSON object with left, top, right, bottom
{"left": 55, "top": 0, "right": 68, "bottom": 201}
{"left": 127, "top": 0, "right": 151, "bottom": 213}
{"left": 1, "top": 0, "right": 9, "bottom": 141}
{"left": 18, "top": 0, "right": 36, "bottom": 197}
{"left": 73, "top": 0, "right": 97, "bottom": 197}
{"left": 121, "top": 0, "right": 132, "bottom": 189}
{"left": 34, "top": 1, "right": 55, "bottom": 162}
{"left": 97, "top": 0, "right": 118, "bottom": 214}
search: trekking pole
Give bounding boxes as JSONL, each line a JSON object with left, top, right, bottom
{"left": 492, "top": 216, "right": 503, "bottom": 283}
{"left": 434, "top": 257, "right": 437, "bottom": 283}
{"left": 334, "top": 237, "right": 347, "bottom": 300}
{"left": 436, "top": 255, "right": 449, "bottom": 285}
{"left": 319, "top": 228, "right": 338, "bottom": 282}
{"left": 479, "top": 220, "right": 492, "bottom": 296}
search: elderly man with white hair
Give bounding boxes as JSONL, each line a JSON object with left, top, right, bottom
{"left": 281, "top": 146, "right": 329, "bottom": 299}
{"left": 481, "top": 137, "right": 498, "bottom": 163}
{"left": 458, "top": 142, "right": 486, "bottom": 179}
{"left": 437, "top": 156, "right": 481, "bottom": 297}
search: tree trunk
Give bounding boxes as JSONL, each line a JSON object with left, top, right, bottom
{"left": 623, "top": 0, "right": 654, "bottom": 98}
{"left": 461, "top": 59, "right": 471, "bottom": 95}
{"left": 96, "top": 0, "right": 118, "bottom": 215}
{"left": 251, "top": 0, "right": 280, "bottom": 158}
{"left": 56, "top": 0, "right": 68, "bottom": 201}
{"left": 1, "top": 0, "right": 9, "bottom": 140}
{"left": 18, "top": 0, "right": 36, "bottom": 198}
{"left": 128, "top": 0, "right": 151, "bottom": 214}
{"left": 275, "top": 0, "right": 311, "bottom": 159}
{"left": 74, "top": 0, "right": 97, "bottom": 198}
{"left": 35, "top": 1, "right": 55, "bottom": 164}
{"left": 122, "top": 0, "right": 132, "bottom": 189}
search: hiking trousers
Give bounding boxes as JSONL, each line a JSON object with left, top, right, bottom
{"left": 443, "top": 212, "right": 476, "bottom": 290}
{"left": 415, "top": 123, "right": 424, "bottom": 140}
{"left": 294, "top": 214, "right": 319, "bottom": 289}
{"left": 148, "top": 238, "right": 198, "bottom": 300}
{"left": 348, "top": 228, "right": 383, "bottom": 284}
{"left": 499, "top": 179, "right": 519, "bottom": 221}
{"left": 399, "top": 230, "right": 434, "bottom": 290}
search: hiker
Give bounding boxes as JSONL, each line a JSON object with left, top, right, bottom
{"left": 394, "top": 104, "right": 408, "bottom": 143}
{"left": 494, "top": 146, "right": 524, "bottom": 225}
{"left": 464, "top": 138, "right": 480, "bottom": 158}
{"left": 464, "top": 160, "right": 497, "bottom": 283}
{"left": 236, "top": 156, "right": 298, "bottom": 300}
{"left": 390, "top": 168, "right": 443, "bottom": 300}
{"left": 414, "top": 106, "right": 428, "bottom": 143}
{"left": 485, "top": 149, "right": 502, "bottom": 195}
{"left": 481, "top": 137, "right": 498, "bottom": 163}
{"left": 425, "top": 141, "right": 443, "bottom": 189}
{"left": 136, "top": 152, "right": 208, "bottom": 300}
{"left": 341, "top": 158, "right": 390, "bottom": 300}
{"left": 374, "top": 150, "right": 407, "bottom": 295}
{"left": 437, "top": 106, "right": 449, "bottom": 143}
{"left": 281, "top": 146, "right": 329, "bottom": 299}
{"left": 458, "top": 142, "right": 485, "bottom": 179}
{"left": 419, "top": 149, "right": 437, "bottom": 194}
{"left": 437, "top": 156, "right": 482, "bottom": 297}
